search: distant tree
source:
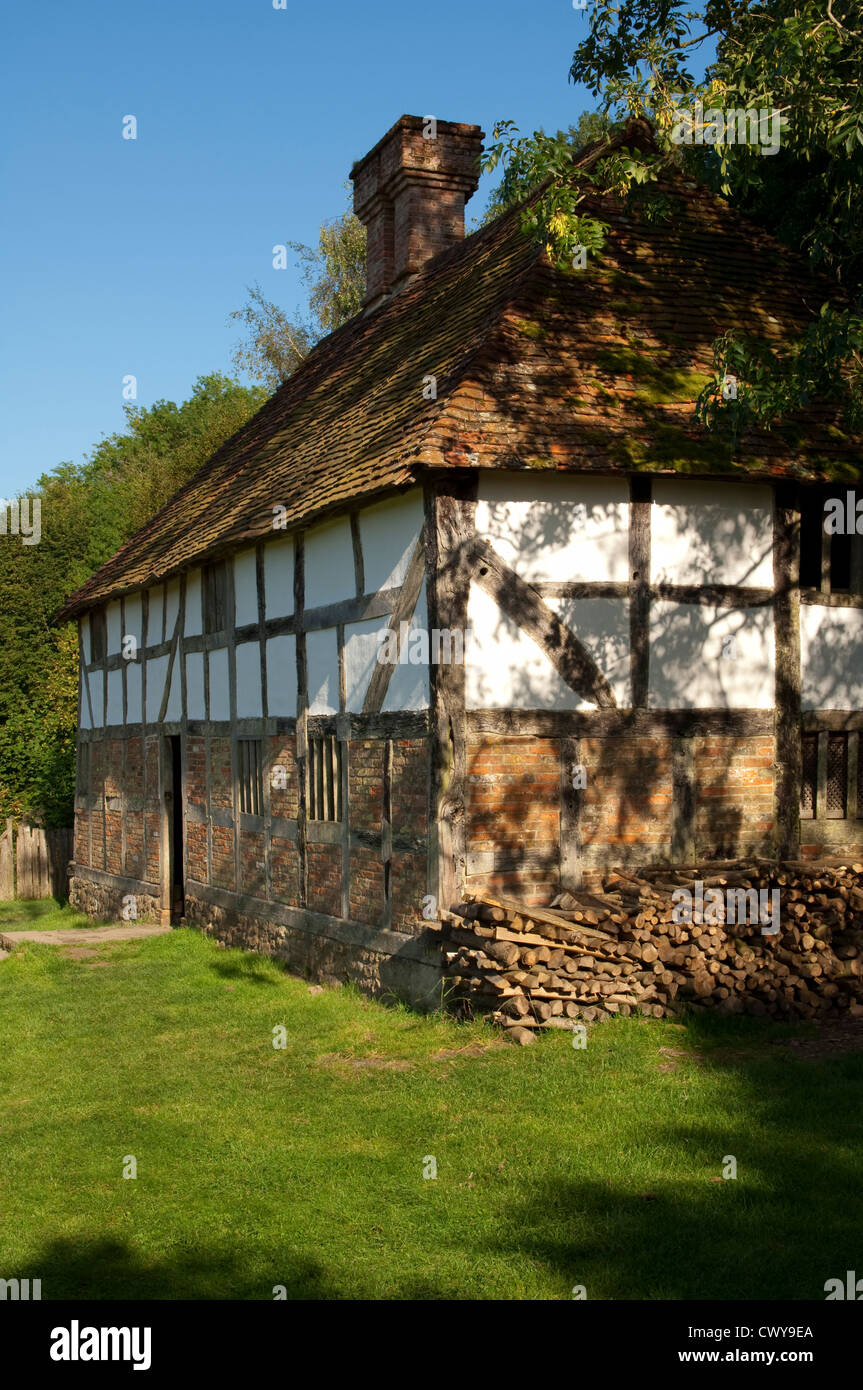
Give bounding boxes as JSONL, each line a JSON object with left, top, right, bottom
{"left": 230, "top": 189, "right": 366, "bottom": 389}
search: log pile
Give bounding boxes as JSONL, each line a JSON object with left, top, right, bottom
{"left": 435, "top": 858, "right": 863, "bottom": 1043}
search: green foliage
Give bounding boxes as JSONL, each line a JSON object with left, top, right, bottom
{"left": 231, "top": 189, "right": 366, "bottom": 388}
{"left": 489, "top": 1, "right": 863, "bottom": 433}
{"left": 0, "top": 374, "right": 267, "bottom": 828}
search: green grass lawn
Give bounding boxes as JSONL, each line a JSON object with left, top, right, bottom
{"left": 0, "top": 899, "right": 100, "bottom": 931}
{"left": 0, "top": 923, "right": 861, "bottom": 1300}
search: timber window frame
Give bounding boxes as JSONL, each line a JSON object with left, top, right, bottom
{"left": 307, "top": 735, "right": 343, "bottom": 822}
{"left": 237, "top": 737, "right": 264, "bottom": 817}
{"left": 800, "top": 729, "right": 860, "bottom": 821}
{"left": 799, "top": 488, "right": 863, "bottom": 597}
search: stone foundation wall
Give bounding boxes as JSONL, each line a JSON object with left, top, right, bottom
{"left": 69, "top": 873, "right": 160, "bottom": 924}
{"left": 184, "top": 890, "right": 442, "bottom": 1009}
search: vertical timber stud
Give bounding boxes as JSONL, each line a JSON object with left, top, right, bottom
{"left": 294, "top": 534, "right": 308, "bottom": 907}
{"left": 559, "top": 736, "right": 583, "bottom": 893}
{"left": 426, "top": 475, "right": 476, "bottom": 914}
{"left": 159, "top": 735, "right": 173, "bottom": 925}
{"left": 671, "top": 737, "right": 696, "bottom": 863}
{"left": 774, "top": 486, "right": 802, "bottom": 857}
{"left": 382, "top": 738, "right": 393, "bottom": 930}
{"left": 629, "top": 476, "right": 652, "bottom": 708}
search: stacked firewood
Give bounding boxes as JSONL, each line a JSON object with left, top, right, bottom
{"left": 436, "top": 857, "right": 863, "bottom": 1044}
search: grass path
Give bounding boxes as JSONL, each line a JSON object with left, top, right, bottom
{"left": 1, "top": 926, "right": 861, "bottom": 1300}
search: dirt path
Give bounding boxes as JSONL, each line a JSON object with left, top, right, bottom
{"left": 0, "top": 924, "right": 171, "bottom": 950}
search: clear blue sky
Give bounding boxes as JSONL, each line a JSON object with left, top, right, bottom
{"left": 1, "top": 0, "right": 607, "bottom": 495}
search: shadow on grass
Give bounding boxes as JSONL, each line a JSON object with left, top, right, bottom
{"left": 15, "top": 1236, "right": 337, "bottom": 1301}
{"left": 208, "top": 956, "right": 281, "bottom": 987}
{"left": 483, "top": 1043, "right": 863, "bottom": 1301}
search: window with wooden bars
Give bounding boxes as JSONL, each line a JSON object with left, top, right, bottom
{"left": 202, "top": 560, "right": 230, "bottom": 634}
{"left": 238, "top": 738, "right": 263, "bottom": 817}
{"left": 799, "top": 489, "right": 863, "bottom": 596}
{"left": 307, "top": 735, "right": 343, "bottom": 822}
{"left": 800, "top": 730, "right": 859, "bottom": 820}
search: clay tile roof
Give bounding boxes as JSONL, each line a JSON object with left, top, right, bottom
{"left": 57, "top": 127, "right": 861, "bottom": 621}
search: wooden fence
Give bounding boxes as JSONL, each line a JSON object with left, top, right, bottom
{"left": 0, "top": 821, "right": 73, "bottom": 901}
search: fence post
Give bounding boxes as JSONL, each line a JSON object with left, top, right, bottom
{"left": 0, "top": 820, "right": 13, "bottom": 900}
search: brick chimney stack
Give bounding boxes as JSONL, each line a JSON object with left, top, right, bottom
{"left": 351, "top": 115, "right": 484, "bottom": 308}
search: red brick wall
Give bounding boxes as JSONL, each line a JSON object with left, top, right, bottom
{"left": 74, "top": 809, "right": 89, "bottom": 867}
{"left": 307, "top": 843, "right": 341, "bottom": 917}
{"left": 186, "top": 820, "right": 207, "bottom": 884}
{"left": 580, "top": 735, "right": 672, "bottom": 867}
{"left": 211, "top": 824, "right": 235, "bottom": 891}
{"left": 466, "top": 735, "right": 560, "bottom": 904}
{"left": 268, "top": 735, "right": 299, "bottom": 819}
{"left": 240, "top": 829, "right": 266, "bottom": 897}
{"left": 694, "top": 734, "right": 774, "bottom": 858}
{"left": 390, "top": 852, "right": 427, "bottom": 932}
{"left": 124, "top": 812, "right": 144, "bottom": 880}
{"left": 90, "top": 741, "right": 105, "bottom": 870}
{"left": 349, "top": 741, "right": 383, "bottom": 829}
{"left": 349, "top": 846, "right": 384, "bottom": 923}
{"left": 271, "top": 836, "right": 301, "bottom": 905}
{"left": 210, "top": 738, "right": 233, "bottom": 810}
{"left": 185, "top": 736, "right": 206, "bottom": 806}
{"left": 145, "top": 812, "right": 161, "bottom": 883}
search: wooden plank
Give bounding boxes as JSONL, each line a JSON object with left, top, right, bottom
{"left": 350, "top": 512, "right": 365, "bottom": 598}
{"left": 629, "top": 477, "right": 651, "bottom": 708}
{"left": 559, "top": 736, "right": 582, "bottom": 894}
{"left": 427, "top": 481, "right": 474, "bottom": 913}
{"left": 468, "top": 892, "right": 613, "bottom": 941}
{"left": 671, "top": 736, "right": 696, "bottom": 863}
{"left": 361, "top": 537, "right": 427, "bottom": 714}
{"left": 773, "top": 487, "right": 802, "bottom": 857}
{"left": 0, "top": 821, "right": 14, "bottom": 900}
{"left": 466, "top": 537, "right": 617, "bottom": 707}
{"left": 16, "top": 825, "right": 34, "bottom": 900}
{"left": 467, "top": 708, "right": 775, "bottom": 737}
{"left": 653, "top": 583, "right": 773, "bottom": 608}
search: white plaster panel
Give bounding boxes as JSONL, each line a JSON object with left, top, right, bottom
{"left": 185, "top": 570, "right": 202, "bottom": 636}
{"left": 81, "top": 615, "right": 91, "bottom": 665}
{"left": 208, "top": 648, "right": 230, "bottom": 721}
{"left": 344, "top": 618, "right": 386, "bottom": 713}
{"left": 648, "top": 601, "right": 775, "bottom": 708}
{"left": 106, "top": 600, "right": 123, "bottom": 655}
{"left": 264, "top": 537, "right": 294, "bottom": 619}
{"left": 107, "top": 668, "right": 123, "bottom": 725}
{"left": 266, "top": 635, "right": 297, "bottom": 716}
{"left": 466, "top": 584, "right": 582, "bottom": 710}
{"left": 145, "top": 656, "right": 167, "bottom": 723}
{"left": 305, "top": 517, "right": 355, "bottom": 610}
{"left": 147, "top": 586, "right": 165, "bottom": 645}
{"left": 234, "top": 549, "right": 259, "bottom": 627}
{"left": 165, "top": 657, "right": 182, "bottom": 722}
{"left": 236, "top": 641, "right": 263, "bottom": 717}
{"left": 126, "top": 661, "right": 143, "bottom": 724}
{"left": 651, "top": 480, "right": 774, "bottom": 587}
{"left": 89, "top": 670, "right": 104, "bottom": 727}
{"left": 185, "top": 651, "right": 205, "bottom": 720}
{"left": 306, "top": 628, "right": 339, "bottom": 714}
{"left": 164, "top": 578, "right": 181, "bottom": 638}
{"left": 548, "top": 597, "right": 631, "bottom": 708}
{"left": 124, "top": 594, "right": 143, "bottom": 652}
{"left": 475, "top": 473, "right": 630, "bottom": 582}
{"left": 801, "top": 604, "right": 863, "bottom": 710}
{"left": 359, "top": 490, "right": 424, "bottom": 593}
{"left": 383, "top": 585, "right": 430, "bottom": 711}
{"left": 80, "top": 670, "right": 92, "bottom": 730}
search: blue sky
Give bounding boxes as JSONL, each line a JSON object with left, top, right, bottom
{"left": 1, "top": 0, "right": 608, "bottom": 495}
